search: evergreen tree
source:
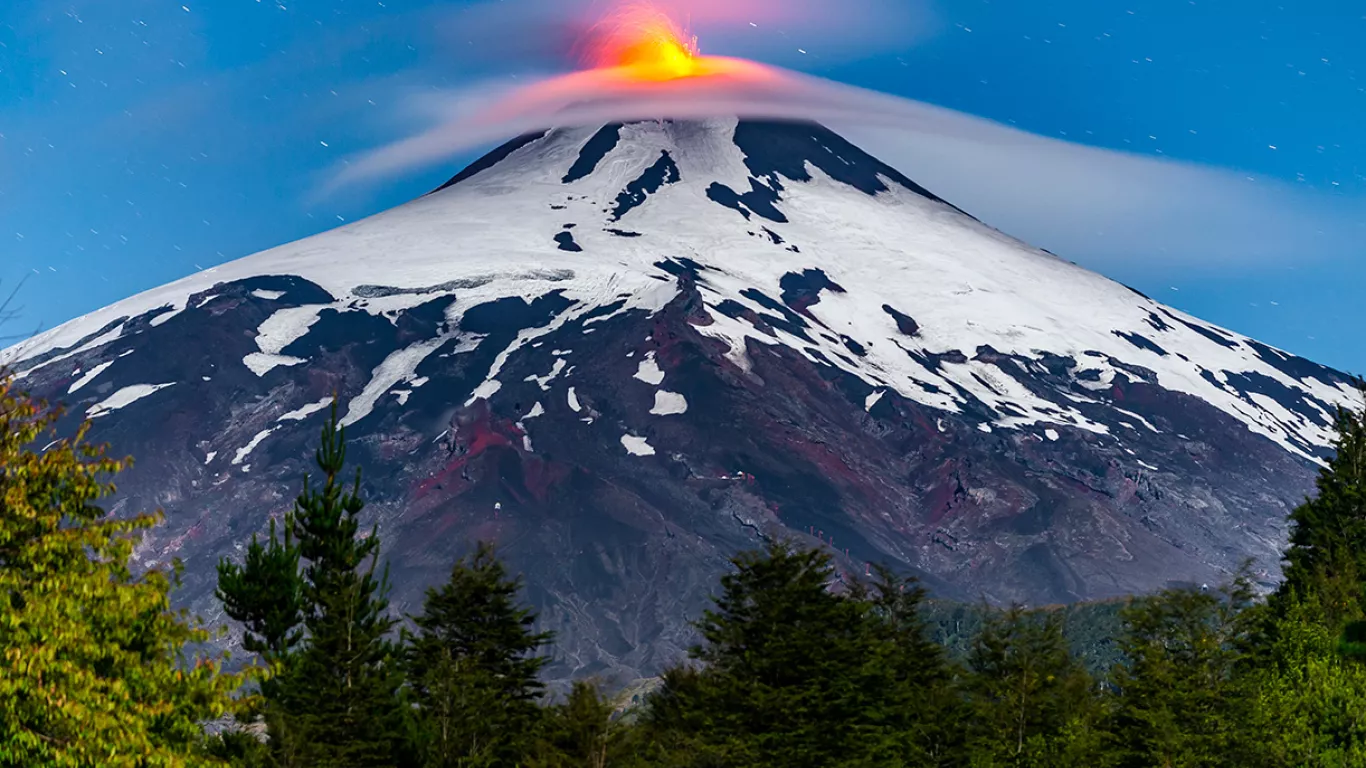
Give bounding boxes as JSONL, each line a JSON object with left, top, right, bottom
{"left": 1239, "top": 391, "right": 1366, "bottom": 766}
{"left": 1272, "top": 382, "right": 1366, "bottom": 631}
{"left": 285, "top": 404, "right": 408, "bottom": 766}
{"left": 0, "top": 378, "right": 242, "bottom": 766}
{"left": 529, "top": 682, "right": 650, "bottom": 768}
{"left": 1105, "top": 580, "right": 1258, "bottom": 768}
{"left": 645, "top": 540, "right": 917, "bottom": 767}
{"left": 637, "top": 667, "right": 731, "bottom": 768}
{"left": 862, "top": 564, "right": 963, "bottom": 766}
{"left": 215, "top": 403, "right": 408, "bottom": 766}
{"left": 215, "top": 511, "right": 307, "bottom": 760}
{"left": 404, "top": 541, "right": 553, "bottom": 767}
{"left": 962, "top": 606, "right": 1102, "bottom": 767}
{"left": 217, "top": 514, "right": 305, "bottom": 663}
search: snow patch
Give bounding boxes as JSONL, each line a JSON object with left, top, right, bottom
{"left": 251, "top": 289, "right": 287, "bottom": 300}
{"left": 651, "top": 391, "right": 689, "bottom": 416}
{"left": 243, "top": 353, "right": 306, "bottom": 377}
{"left": 150, "top": 308, "right": 183, "bottom": 328}
{"left": 634, "top": 352, "right": 665, "bottom": 385}
{"left": 233, "top": 428, "right": 278, "bottom": 466}
{"left": 13, "top": 323, "right": 127, "bottom": 379}
{"left": 567, "top": 387, "right": 582, "bottom": 413}
{"left": 621, "top": 434, "right": 656, "bottom": 456}
{"left": 1114, "top": 407, "right": 1161, "bottom": 433}
{"left": 68, "top": 360, "right": 115, "bottom": 394}
{"left": 279, "top": 398, "right": 333, "bottom": 422}
{"left": 1045, "top": 429, "right": 1060, "bottom": 441}
{"left": 864, "top": 390, "right": 885, "bottom": 412}
{"left": 345, "top": 336, "right": 451, "bottom": 425}
{"left": 242, "top": 304, "right": 328, "bottom": 375}
{"left": 525, "top": 358, "right": 567, "bottom": 391}
{"left": 465, "top": 378, "right": 502, "bottom": 407}
{"left": 87, "top": 383, "right": 175, "bottom": 418}
{"left": 515, "top": 402, "right": 545, "bottom": 453}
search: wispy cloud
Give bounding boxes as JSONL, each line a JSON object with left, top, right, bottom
{"left": 834, "top": 121, "right": 1366, "bottom": 271}
{"left": 325, "top": 51, "right": 1363, "bottom": 270}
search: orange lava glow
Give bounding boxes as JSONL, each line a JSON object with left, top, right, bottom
{"left": 583, "top": 3, "right": 724, "bottom": 81}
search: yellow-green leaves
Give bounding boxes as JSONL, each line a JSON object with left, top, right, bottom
{"left": 0, "top": 378, "right": 244, "bottom": 766}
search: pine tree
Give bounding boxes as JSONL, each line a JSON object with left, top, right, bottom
{"left": 962, "top": 606, "right": 1102, "bottom": 767}
{"left": 1105, "top": 580, "right": 1258, "bottom": 768}
{"left": 529, "top": 682, "right": 650, "bottom": 768}
{"left": 215, "top": 512, "right": 308, "bottom": 763}
{"left": 0, "top": 378, "right": 242, "bottom": 766}
{"left": 217, "top": 515, "right": 305, "bottom": 663}
{"left": 1229, "top": 383, "right": 1366, "bottom": 766}
{"left": 404, "top": 541, "right": 553, "bottom": 767}
{"left": 645, "top": 540, "right": 912, "bottom": 767}
{"left": 861, "top": 564, "right": 963, "bottom": 766}
{"left": 1273, "top": 381, "right": 1366, "bottom": 631}
{"left": 637, "top": 667, "right": 731, "bottom": 767}
{"left": 286, "top": 404, "right": 408, "bottom": 766}
{"left": 215, "top": 402, "right": 409, "bottom": 766}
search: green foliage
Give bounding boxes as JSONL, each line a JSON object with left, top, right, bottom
{"left": 1249, "top": 600, "right": 1366, "bottom": 767}
{"left": 217, "top": 514, "right": 304, "bottom": 662}
{"left": 924, "top": 599, "right": 1127, "bottom": 678}
{"left": 644, "top": 539, "right": 956, "bottom": 767}
{"left": 861, "top": 564, "right": 964, "bottom": 765}
{"left": 404, "top": 540, "right": 553, "bottom": 767}
{"left": 961, "top": 606, "right": 1103, "bottom": 767}
{"left": 287, "top": 405, "right": 408, "bottom": 766}
{"left": 1273, "top": 381, "right": 1366, "bottom": 631}
{"left": 528, "top": 682, "right": 652, "bottom": 768}
{"left": 214, "top": 402, "right": 408, "bottom": 767}
{"left": 1104, "top": 578, "right": 1260, "bottom": 768}
{"left": 1338, "top": 619, "right": 1366, "bottom": 661}
{"left": 15, "top": 364, "right": 1366, "bottom": 767}
{"left": 198, "top": 725, "right": 271, "bottom": 768}
{"left": 215, "top": 511, "right": 304, "bottom": 739}
{"left": 0, "top": 378, "right": 243, "bottom": 766}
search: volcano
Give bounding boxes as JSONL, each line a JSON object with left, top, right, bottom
{"left": 4, "top": 118, "right": 1359, "bottom": 683}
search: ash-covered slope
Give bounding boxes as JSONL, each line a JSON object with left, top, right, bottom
{"left": 4, "top": 118, "right": 1359, "bottom": 683}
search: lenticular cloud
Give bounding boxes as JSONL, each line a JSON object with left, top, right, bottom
{"left": 328, "top": 3, "right": 1360, "bottom": 271}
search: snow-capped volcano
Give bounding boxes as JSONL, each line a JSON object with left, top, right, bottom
{"left": 5, "top": 118, "right": 1359, "bottom": 681}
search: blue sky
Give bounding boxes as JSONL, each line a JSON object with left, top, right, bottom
{"left": 1, "top": 0, "right": 1363, "bottom": 372}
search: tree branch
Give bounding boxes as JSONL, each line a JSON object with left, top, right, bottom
{"left": 0, "top": 274, "right": 42, "bottom": 345}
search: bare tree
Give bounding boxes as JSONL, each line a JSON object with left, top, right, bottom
{"left": 0, "top": 275, "right": 44, "bottom": 383}
{"left": 0, "top": 274, "right": 38, "bottom": 345}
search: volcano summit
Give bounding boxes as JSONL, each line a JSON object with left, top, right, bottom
{"left": 3, "top": 118, "right": 1359, "bottom": 682}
